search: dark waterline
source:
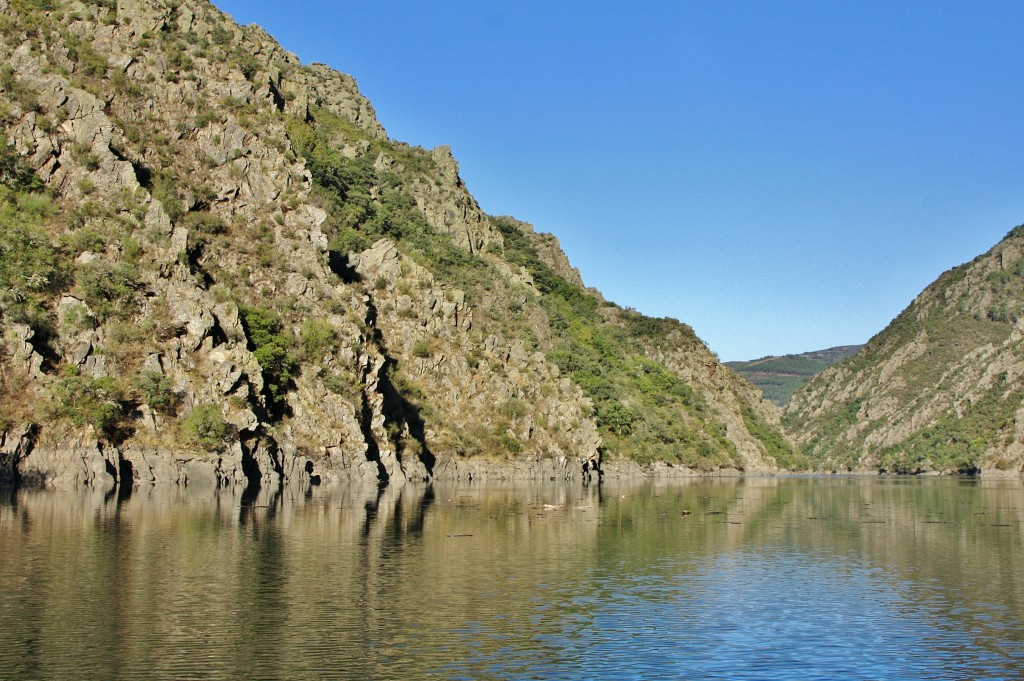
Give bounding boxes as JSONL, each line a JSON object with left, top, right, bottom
{"left": 1, "top": 476, "right": 1023, "bottom": 680}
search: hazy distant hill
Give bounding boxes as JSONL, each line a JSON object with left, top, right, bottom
{"left": 726, "top": 346, "right": 863, "bottom": 406}
{"left": 786, "top": 226, "right": 1024, "bottom": 475}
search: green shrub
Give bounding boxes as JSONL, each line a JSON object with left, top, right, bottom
{"left": 321, "top": 371, "right": 359, "bottom": 400}
{"left": 62, "top": 303, "right": 96, "bottom": 332}
{"left": 0, "top": 68, "right": 40, "bottom": 116}
{"left": 181, "top": 403, "right": 229, "bottom": 451}
{"left": 299, "top": 318, "right": 336, "bottom": 361}
{"left": 0, "top": 214, "right": 59, "bottom": 300}
{"left": 12, "top": 0, "right": 56, "bottom": 13}
{"left": 14, "top": 191, "right": 55, "bottom": 218}
{"left": 60, "top": 227, "right": 106, "bottom": 255}
{"left": 210, "top": 25, "right": 233, "bottom": 45}
{"left": 74, "top": 260, "right": 139, "bottom": 319}
{"left": 150, "top": 170, "right": 182, "bottom": 221}
{"left": 497, "top": 432, "right": 522, "bottom": 455}
{"left": 598, "top": 402, "right": 639, "bottom": 435}
{"left": 122, "top": 237, "right": 142, "bottom": 260}
{"left": 239, "top": 306, "right": 296, "bottom": 411}
{"left": 498, "top": 398, "right": 529, "bottom": 420}
{"left": 183, "top": 210, "right": 227, "bottom": 238}
{"left": 741, "top": 402, "right": 806, "bottom": 470}
{"left": 0, "top": 143, "right": 43, "bottom": 192}
{"left": 47, "top": 366, "right": 126, "bottom": 437}
{"left": 328, "top": 227, "right": 369, "bottom": 255}
{"left": 66, "top": 33, "right": 108, "bottom": 78}
{"left": 133, "top": 370, "right": 178, "bottom": 415}
{"left": 194, "top": 109, "right": 220, "bottom": 128}
{"left": 0, "top": 192, "right": 64, "bottom": 334}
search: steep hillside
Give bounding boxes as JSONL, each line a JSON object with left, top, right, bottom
{"left": 0, "top": 0, "right": 791, "bottom": 488}
{"left": 726, "top": 345, "right": 862, "bottom": 406}
{"left": 785, "top": 226, "right": 1024, "bottom": 475}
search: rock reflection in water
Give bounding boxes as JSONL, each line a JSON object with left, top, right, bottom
{"left": 0, "top": 477, "right": 1022, "bottom": 680}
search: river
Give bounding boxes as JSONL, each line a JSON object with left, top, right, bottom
{"left": 1, "top": 476, "right": 1022, "bottom": 680}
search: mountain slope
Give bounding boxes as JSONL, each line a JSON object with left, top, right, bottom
{"left": 0, "top": 0, "right": 791, "bottom": 488}
{"left": 785, "top": 226, "right": 1024, "bottom": 475}
{"left": 726, "top": 345, "right": 862, "bottom": 406}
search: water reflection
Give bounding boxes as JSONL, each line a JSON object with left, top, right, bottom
{"left": 0, "top": 477, "right": 1022, "bottom": 680}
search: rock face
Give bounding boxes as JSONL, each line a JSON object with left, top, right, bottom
{"left": 786, "top": 227, "right": 1024, "bottom": 475}
{"left": 0, "top": 0, "right": 789, "bottom": 489}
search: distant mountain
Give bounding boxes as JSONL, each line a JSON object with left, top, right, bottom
{"left": 726, "top": 346, "right": 863, "bottom": 406}
{"left": 785, "top": 226, "right": 1024, "bottom": 475}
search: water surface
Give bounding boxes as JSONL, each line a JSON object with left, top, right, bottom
{"left": 1, "top": 477, "right": 1023, "bottom": 680}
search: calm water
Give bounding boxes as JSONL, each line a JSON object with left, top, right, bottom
{"left": 1, "top": 477, "right": 1023, "bottom": 680}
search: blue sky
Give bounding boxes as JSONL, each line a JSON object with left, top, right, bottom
{"left": 212, "top": 1, "right": 1024, "bottom": 361}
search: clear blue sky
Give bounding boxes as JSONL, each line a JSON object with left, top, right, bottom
{"left": 213, "top": 0, "right": 1024, "bottom": 361}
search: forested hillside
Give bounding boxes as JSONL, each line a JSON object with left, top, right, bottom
{"left": 726, "top": 345, "right": 862, "bottom": 406}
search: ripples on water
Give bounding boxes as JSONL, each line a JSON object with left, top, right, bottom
{"left": 1, "top": 477, "right": 1023, "bottom": 680}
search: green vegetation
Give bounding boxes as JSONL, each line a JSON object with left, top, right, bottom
{"left": 0, "top": 0, "right": 795, "bottom": 477}
{"left": 181, "top": 403, "right": 229, "bottom": 452}
{"left": 493, "top": 217, "right": 741, "bottom": 468}
{"left": 74, "top": 260, "right": 139, "bottom": 320}
{"left": 46, "top": 366, "right": 126, "bottom": 437}
{"left": 238, "top": 306, "right": 296, "bottom": 411}
{"left": 286, "top": 109, "right": 496, "bottom": 293}
{"left": 321, "top": 371, "right": 360, "bottom": 401}
{"left": 740, "top": 402, "right": 805, "bottom": 470}
{"left": 182, "top": 210, "right": 227, "bottom": 241}
{"left": 298, "top": 318, "right": 337, "bottom": 362}
{"left": 786, "top": 227, "right": 1024, "bottom": 473}
{"left": 133, "top": 370, "right": 178, "bottom": 415}
{"left": 1, "top": 142, "right": 43, "bottom": 192}
{"left": 0, "top": 194, "right": 62, "bottom": 315}
{"left": 284, "top": 104, "right": 784, "bottom": 469}
{"left": 783, "top": 396, "right": 865, "bottom": 471}
{"left": 0, "top": 147, "right": 65, "bottom": 369}
{"left": 726, "top": 345, "right": 862, "bottom": 406}
{"left": 877, "top": 384, "right": 1021, "bottom": 474}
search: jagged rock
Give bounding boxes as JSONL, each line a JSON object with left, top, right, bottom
{"left": 121, "top": 446, "right": 183, "bottom": 485}
{"left": 408, "top": 147, "right": 502, "bottom": 254}
{"left": 0, "top": 424, "right": 35, "bottom": 482}
{"left": 0, "top": 0, "right": 792, "bottom": 490}
{"left": 184, "top": 457, "right": 218, "bottom": 487}
{"left": 18, "top": 434, "right": 118, "bottom": 490}
{"left": 4, "top": 324, "right": 45, "bottom": 378}
{"left": 787, "top": 226, "right": 1024, "bottom": 474}
{"left": 350, "top": 239, "right": 402, "bottom": 281}
{"left": 497, "top": 216, "right": 585, "bottom": 287}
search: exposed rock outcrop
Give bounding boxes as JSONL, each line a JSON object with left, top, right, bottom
{"left": 0, "top": 0, "right": 789, "bottom": 489}
{"left": 786, "top": 226, "right": 1024, "bottom": 475}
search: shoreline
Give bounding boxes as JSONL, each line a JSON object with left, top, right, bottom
{"left": 3, "top": 440, "right": 1020, "bottom": 491}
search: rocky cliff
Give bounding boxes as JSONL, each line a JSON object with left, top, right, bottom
{"left": 0, "top": 0, "right": 790, "bottom": 489}
{"left": 785, "top": 226, "right": 1024, "bottom": 475}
